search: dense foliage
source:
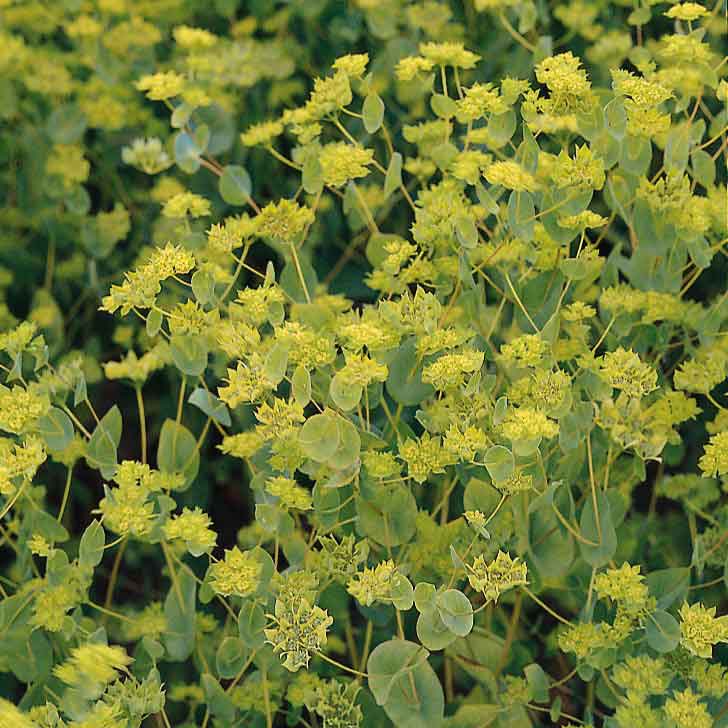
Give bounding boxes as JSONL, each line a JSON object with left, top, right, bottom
{"left": 1, "top": 0, "right": 727, "bottom": 726}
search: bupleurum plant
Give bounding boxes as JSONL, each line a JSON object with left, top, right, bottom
{"left": 0, "top": 0, "right": 727, "bottom": 726}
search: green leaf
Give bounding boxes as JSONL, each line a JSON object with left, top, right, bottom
{"left": 691, "top": 149, "right": 715, "bottom": 187}
{"left": 493, "top": 395, "right": 508, "bottom": 424}
{"left": 47, "top": 104, "right": 86, "bottom": 144}
{"left": 455, "top": 215, "right": 478, "bottom": 249}
{"left": 385, "top": 338, "right": 434, "bottom": 406}
{"left": 79, "top": 520, "right": 105, "bottom": 569}
{"left": 414, "top": 582, "right": 437, "bottom": 613}
{"left": 357, "top": 483, "right": 417, "bottom": 547}
{"left": 187, "top": 388, "right": 232, "bottom": 427}
{"left": 157, "top": 419, "right": 200, "bottom": 489}
{"left": 363, "top": 92, "right": 385, "bottom": 133}
{"left": 238, "top": 601, "right": 267, "bottom": 649}
{"left": 645, "top": 609, "right": 680, "bottom": 653}
{"left": 330, "top": 372, "right": 363, "bottom": 412}
{"left": 508, "top": 190, "right": 535, "bottom": 242}
{"left": 416, "top": 608, "right": 458, "bottom": 651}
{"left": 327, "top": 417, "right": 361, "bottom": 471}
{"left": 646, "top": 568, "right": 690, "bottom": 610}
{"left": 219, "top": 164, "right": 252, "bottom": 206}
{"left": 201, "top": 673, "right": 235, "bottom": 721}
{"left": 303, "top": 154, "right": 323, "bottom": 194}
{"left": 86, "top": 405, "right": 122, "bottom": 478}
{"left": 483, "top": 445, "right": 514, "bottom": 484}
{"left": 299, "top": 412, "right": 341, "bottom": 463}
{"left": 559, "top": 258, "right": 589, "bottom": 281}
{"left": 431, "top": 93, "right": 458, "bottom": 119}
{"left": 524, "top": 663, "right": 550, "bottom": 703}
{"left": 664, "top": 124, "right": 690, "bottom": 173}
{"left": 391, "top": 573, "right": 415, "bottom": 611}
{"left": 435, "top": 589, "right": 473, "bottom": 637}
{"left": 174, "top": 131, "right": 202, "bottom": 174}
{"left": 146, "top": 309, "right": 163, "bottom": 338}
{"left": 170, "top": 334, "right": 208, "bottom": 376}
{"left": 487, "top": 109, "right": 517, "bottom": 148}
{"left": 216, "top": 637, "right": 248, "bottom": 679}
{"left": 163, "top": 568, "right": 197, "bottom": 661}
{"left": 578, "top": 490, "right": 617, "bottom": 567}
{"left": 384, "top": 152, "right": 403, "bottom": 199}
{"left": 368, "top": 640, "right": 444, "bottom": 727}
{"left": 292, "top": 365, "right": 311, "bottom": 407}
{"left": 37, "top": 407, "right": 74, "bottom": 452}
{"left": 263, "top": 342, "right": 289, "bottom": 385}
{"left": 191, "top": 270, "right": 215, "bottom": 305}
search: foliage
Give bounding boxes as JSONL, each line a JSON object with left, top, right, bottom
{"left": 0, "top": 0, "right": 727, "bottom": 726}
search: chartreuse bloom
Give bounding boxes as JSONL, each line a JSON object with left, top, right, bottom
{"left": 209, "top": 547, "right": 262, "bottom": 597}
{"left": 1, "top": 2, "right": 728, "bottom": 725}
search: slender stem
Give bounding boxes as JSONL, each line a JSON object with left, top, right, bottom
{"left": 161, "top": 540, "right": 184, "bottom": 610}
{"left": 58, "top": 467, "right": 73, "bottom": 523}
{"left": 495, "top": 591, "right": 522, "bottom": 677}
{"left": 316, "top": 651, "right": 369, "bottom": 678}
{"left": 262, "top": 671, "right": 273, "bottom": 728}
{"left": 288, "top": 239, "right": 312, "bottom": 303}
{"left": 103, "top": 537, "right": 128, "bottom": 616}
{"left": 359, "top": 620, "right": 373, "bottom": 673}
{"left": 586, "top": 433, "right": 603, "bottom": 544}
{"left": 87, "top": 600, "right": 134, "bottom": 623}
{"left": 522, "top": 586, "right": 571, "bottom": 625}
{"left": 135, "top": 386, "right": 147, "bottom": 464}
{"left": 498, "top": 12, "right": 536, "bottom": 52}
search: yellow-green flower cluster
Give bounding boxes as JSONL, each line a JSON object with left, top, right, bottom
{"left": 484, "top": 160, "right": 538, "bottom": 192}
{"left": 664, "top": 688, "right": 713, "bottom": 728}
{"left": 399, "top": 433, "right": 456, "bottom": 483}
{"left": 121, "top": 137, "right": 172, "bottom": 174}
{"left": 594, "top": 563, "right": 651, "bottom": 615}
{"left": 135, "top": 71, "right": 186, "bottom": 100}
{"left": 678, "top": 601, "right": 728, "bottom": 658}
{"left": 319, "top": 143, "right": 374, "bottom": 188}
{"left": 500, "top": 334, "right": 550, "bottom": 368}
{"left": 265, "top": 595, "right": 333, "bottom": 672}
{"left": 534, "top": 52, "right": 594, "bottom": 115}
{"left": 0, "top": 385, "right": 49, "bottom": 435}
{"left": 347, "top": 560, "right": 396, "bottom": 606}
{"left": 422, "top": 349, "right": 484, "bottom": 391}
{"left": 266, "top": 476, "right": 312, "bottom": 510}
{"left": 598, "top": 347, "right": 657, "bottom": 399}
{"left": 101, "top": 243, "right": 195, "bottom": 315}
{"left": 550, "top": 145, "right": 605, "bottom": 191}
{"left": 557, "top": 622, "right": 603, "bottom": 659}
{"left": 698, "top": 430, "right": 728, "bottom": 478}
{"left": 163, "top": 191, "right": 211, "bottom": 219}
{"left": 209, "top": 546, "right": 262, "bottom": 598}
{"left": 54, "top": 643, "right": 131, "bottom": 696}
{"left": 500, "top": 407, "right": 559, "bottom": 443}
{"left": 0, "top": 435, "right": 46, "bottom": 495}
{"left": 164, "top": 507, "right": 217, "bottom": 556}
{"left": 257, "top": 199, "right": 315, "bottom": 241}
{"left": 467, "top": 551, "right": 528, "bottom": 603}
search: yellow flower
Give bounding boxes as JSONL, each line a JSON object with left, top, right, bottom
{"left": 665, "top": 2, "right": 708, "bottom": 21}
{"left": 135, "top": 71, "right": 186, "bottom": 101}
{"left": 467, "top": 551, "right": 527, "bottom": 603}
{"left": 484, "top": 160, "right": 538, "bottom": 192}
{"left": 209, "top": 546, "right": 262, "bottom": 597}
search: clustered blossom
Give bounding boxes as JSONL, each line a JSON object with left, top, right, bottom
{"left": 347, "top": 560, "right": 396, "bottom": 606}
{"left": 467, "top": 551, "right": 528, "bottom": 603}
{"left": 265, "top": 594, "right": 333, "bottom": 672}
{"left": 2, "top": 2, "right": 727, "bottom": 725}
{"left": 209, "top": 547, "right": 262, "bottom": 597}
{"left": 678, "top": 602, "right": 728, "bottom": 658}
